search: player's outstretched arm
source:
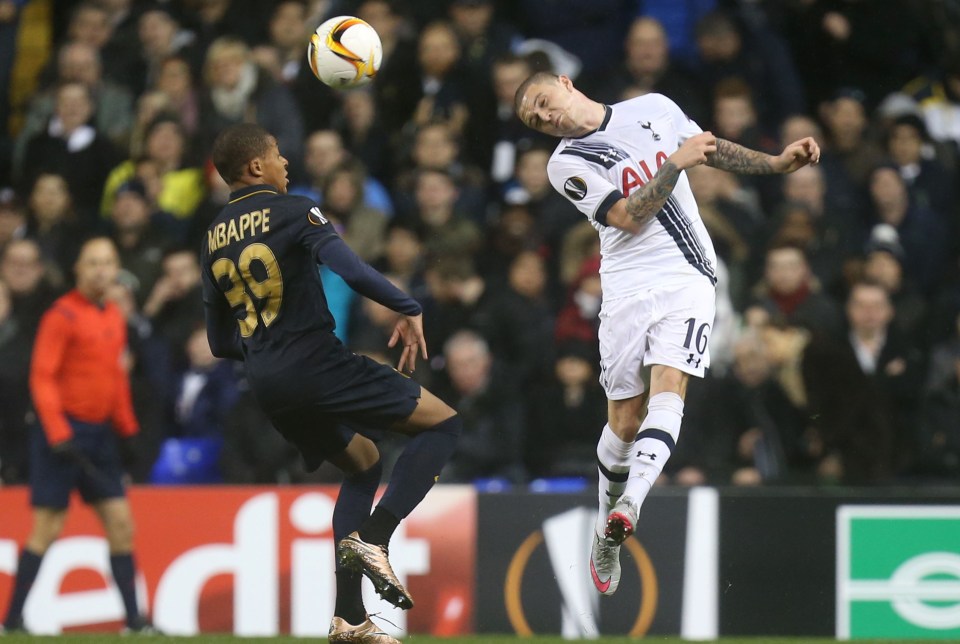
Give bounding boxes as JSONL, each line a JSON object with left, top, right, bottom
{"left": 387, "top": 313, "right": 428, "bottom": 373}
{"left": 707, "top": 137, "right": 820, "bottom": 175}
{"left": 607, "top": 131, "right": 717, "bottom": 233}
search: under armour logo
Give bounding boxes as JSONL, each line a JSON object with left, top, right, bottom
{"left": 686, "top": 353, "right": 701, "bottom": 367}
{"left": 638, "top": 450, "right": 657, "bottom": 460}
{"left": 640, "top": 121, "right": 661, "bottom": 141}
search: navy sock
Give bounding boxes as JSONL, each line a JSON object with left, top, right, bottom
{"left": 4, "top": 549, "right": 42, "bottom": 627}
{"left": 333, "top": 460, "right": 381, "bottom": 624}
{"left": 374, "top": 414, "right": 461, "bottom": 532}
{"left": 333, "top": 460, "right": 382, "bottom": 544}
{"left": 109, "top": 553, "right": 139, "bottom": 626}
{"left": 334, "top": 569, "right": 365, "bottom": 625}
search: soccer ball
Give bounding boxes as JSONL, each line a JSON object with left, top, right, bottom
{"left": 307, "top": 15, "right": 382, "bottom": 89}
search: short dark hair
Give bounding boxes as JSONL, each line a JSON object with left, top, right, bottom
{"left": 513, "top": 71, "right": 558, "bottom": 117}
{"left": 211, "top": 123, "right": 274, "bottom": 184}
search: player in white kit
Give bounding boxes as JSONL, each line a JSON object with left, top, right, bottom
{"left": 515, "top": 72, "right": 820, "bottom": 595}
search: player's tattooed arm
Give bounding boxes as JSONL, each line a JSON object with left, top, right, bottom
{"left": 706, "top": 138, "right": 774, "bottom": 174}
{"left": 624, "top": 160, "right": 681, "bottom": 226}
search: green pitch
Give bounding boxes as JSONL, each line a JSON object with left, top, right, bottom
{"left": 0, "top": 636, "right": 943, "bottom": 643}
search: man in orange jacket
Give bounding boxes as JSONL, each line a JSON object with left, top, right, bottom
{"left": 2, "top": 237, "right": 154, "bottom": 634}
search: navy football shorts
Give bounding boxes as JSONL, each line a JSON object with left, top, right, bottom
{"left": 261, "top": 352, "right": 422, "bottom": 471}
{"left": 29, "top": 419, "right": 126, "bottom": 509}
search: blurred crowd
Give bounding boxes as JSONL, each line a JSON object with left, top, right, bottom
{"left": 0, "top": 0, "right": 958, "bottom": 488}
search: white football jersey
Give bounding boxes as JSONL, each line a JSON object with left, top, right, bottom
{"left": 546, "top": 93, "right": 717, "bottom": 297}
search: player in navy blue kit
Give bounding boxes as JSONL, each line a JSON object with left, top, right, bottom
{"left": 203, "top": 124, "right": 460, "bottom": 643}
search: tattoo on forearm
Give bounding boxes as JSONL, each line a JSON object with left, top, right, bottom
{"left": 625, "top": 160, "right": 681, "bottom": 226}
{"left": 708, "top": 138, "right": 774, "bottom": 174}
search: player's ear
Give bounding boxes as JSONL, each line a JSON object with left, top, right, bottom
{"left": 557, "top": 74, "right": 573, "bottom": 91}
{"left": 248, "top": 156, "right": 264, "bottom": 178}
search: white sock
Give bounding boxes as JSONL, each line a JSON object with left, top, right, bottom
{"left": 595, "top": 424, "right": 633, "bottom": 535}
{"left": 622, "top": 392, "right": 684, "bottom": 506}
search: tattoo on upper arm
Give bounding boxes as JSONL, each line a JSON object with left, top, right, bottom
{"left": 625, "top": 160, "right": 680, "bottom": 226}
{"left": 708, "top": 138, "right": 774, "bottom": 174}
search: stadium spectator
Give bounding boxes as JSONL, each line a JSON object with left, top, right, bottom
{"left": 25, "top": 173, "right": 83, "bottom": 282}
{"left": 843, "top": 280, "right": 924, "bottom": 475}
{"left": 884, "top": 113, "right": 955, "bottom": 222}
{"left": 422, "top": 256, "right": 490, "bottom": 360}
{"left": 123, "top": 5, "right": 196, "bottom": 100}
{"left": 506, "top": 144, "right": 583, "bottom": 273}
{"left": 141, "top": 247, "right": 205, "bottom": 370}
{"left": 775, "top": 163, "right": 863, "bottom": 295}
{"left": 2, "top": 238, "right": 155, "bottom": 634}
{"left": 407, "top": 21, "right": 470, "bottom": 135}
{"left": 102, "top": 115, "right": 206, "bottom": 223}
{"left": 264, "top": 0, "right": 342, "bottom": 136}
{"left": 699, "top": 331, "right": 804, "bottom": 485}
{"left": 516, "top": 0, "right": 634, "bottom": 75}
{"left": 864, "top": 164, "right": 949, "bottom": 294}
{"left": 0, "top": 279, "right": 32, "bottom": 484}
{"left": 526, "top": 340, "right": 606, "bottom": 479}
{"left": 711, "top": 77, "right": 773, "bottom": 152}
{"left": 861, "top": 230, "right": 928, "bottom": 344}
{"left": 750, "top": 242, "right": 843, "bottom": 338}
{"left": 20, "top": 82, "right": 121, "bottom": 222}
{"left": 902, "top": 57, "right": 960, "bottom": 156}
{"left": 0, "top": 0, "right": 24, "bottom": 169}
{"left": 319, "top": 161, "right": 387, "bottom": 263}
{"left": 439, "top": 330, "right": 526, "bottom": 483}
{"left": 692, "top": 9, "right": 805, "bottom": 133}
{"left": 393, "top": 120, "right": 487, "bottom": 224}
{"left": 0, "top": 238, "right": 59, "bottom": 338}
{"left": 181, "top": 0, "right": 270, "bottom": 57}
{"left": 760, "top": 319, "right": 894, "bottom": 484}
{"left": 687, "top": 164, "right": 763, "bottom": 305}
{"left": 373, "top": 219, "right": 428, "bottom": 301}
{"left": 15, "top": 41, "right": 134, "bottom": 159}
{"left": 554, "top": 254, "right": 601, "bottom": 354}
{"left": 408, "top": 168, "right": 482, "bottom": 259}
{"left": 818, "top": 88, "right": 885, "bottom": 192}
{"left": 104, "top": 272, "right": 166, "bottom": 483}
{"left": 333, "top": 88, "right": 391, "bottom": 184}
{"left": 151, "top": 55, "right": 201, "bottom": 138}
{"left": 106, "top": 179, "right": 171, "bottom": 304}
{"left": 151, "top": 326, "right": 240, "bottom": 484}
{"left": 475, "top": 249, "right": 554, "bottom": 386}
{"left": 198, "top": 36, "right": 305, "bottom": 179}
{"left": 66, "top": 2, "right": 111, "bottom": 46}
{"left": 0, "top": 188, "right": 26, "bottom": 252}
{"left": 357, "top": 0, "right": 420, "bottom": 137}
{"left": 449, "top": 0, "right": 517, "bottom": 84}
{"left": 477, "top": 202, "right": 545, "bottom": 288}
{"left": 472, "top": 53, "right": 543, "bottom": 186}
{"left": 917, "top": 313, "right": 960, "bottom": 480}
{"left": 592, "top": 16, "right": 706, "bottom": 123}
{"left": 290, "top": 129, "right": 394, "bottom": 216}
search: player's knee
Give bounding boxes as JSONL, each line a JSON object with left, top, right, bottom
{"left": 650, "top": 366, "right": 687, "bottom": 396}
{"left": 105, "top": 515, "right": 135, "bottom": 550}
{"left": 27, "top": 527, "right": 61, "bottom": 553}
{"left": 429, "top": 413, "right": 462, "bottom": 438}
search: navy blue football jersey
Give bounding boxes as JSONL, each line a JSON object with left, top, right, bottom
{"left": 200, "top": 185, "right": 346, "bottom": 365}
{"left": 201, "top": 183, "right": 421, "bottom": 384}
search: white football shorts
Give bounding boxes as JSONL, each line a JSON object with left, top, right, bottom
{"left": 597, "top": 279, "right": 716, "bottom": 400}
